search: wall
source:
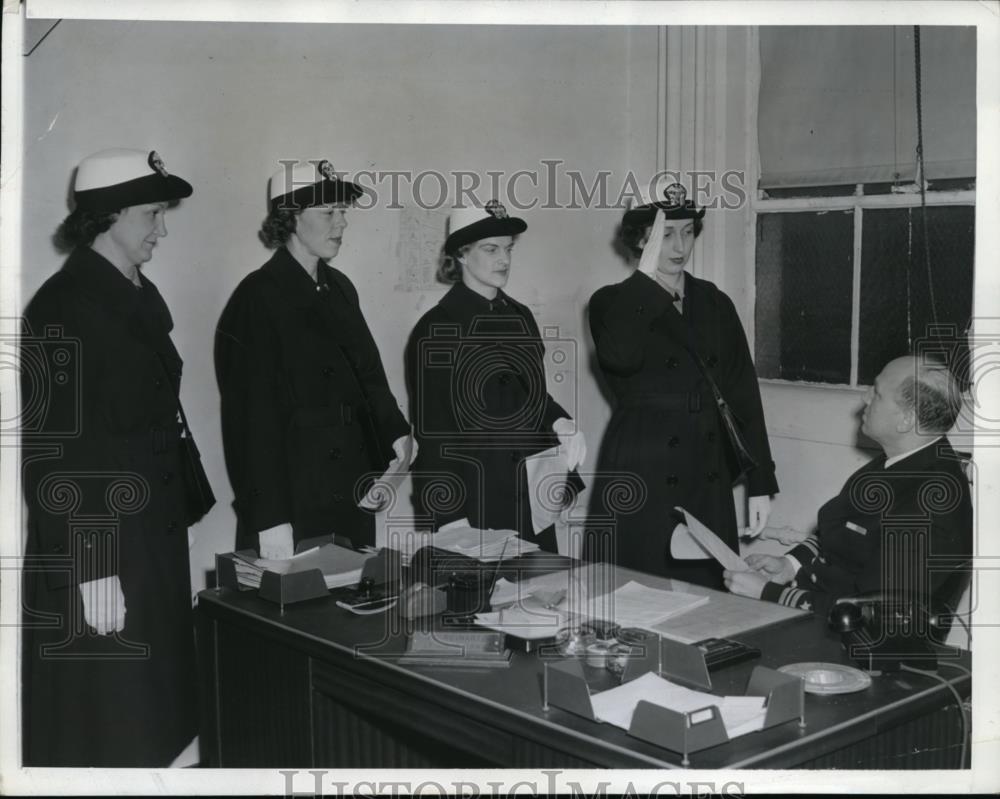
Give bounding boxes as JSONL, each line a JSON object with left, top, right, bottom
{"left": 21, "top": 21, "right": 661, "bottom": 587}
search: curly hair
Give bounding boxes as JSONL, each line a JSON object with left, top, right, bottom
{"left": 54, "top": 208, "right": 120, "bottom": 250}
{"left": 258, "top": 207, "right": 299, "bottom": 249}
{"left": 436, "top": 243, "right": 473, "bottom": 284}
{"left": 620, "top": 215, "right": 704, "bottom": 259}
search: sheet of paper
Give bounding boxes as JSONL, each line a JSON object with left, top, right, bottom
{"left": 474, "top": 604, "right": 568, "bottom": 640}
{"left": 233, "top": 544, "right": 368, "bottom": 589}
{"left": 524, "top": 445, "right": 570, "bottom": 535}
{"left": 489, "top": 577, "right": 520, "bottom": 607}
{"left": 381, "top": 524, "right": 540, "bottom": 565}
{"left": 676, "top": 507, "right": 748, "bottom": 572}
{"left": 590, "top": 672, "right": 766, "bottom": 739}
{"left": 359, "top": 434, "right": 415, "bottom": 510}
{"left": 670, "top": 522, "right": 712, "bottom": 560}
{"left": 586, "top": 580, "right": 710, "bottom": 629}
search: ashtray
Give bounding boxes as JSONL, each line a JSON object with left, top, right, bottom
{"left": 778, "top": 661, "right": 873, "bottom": 695}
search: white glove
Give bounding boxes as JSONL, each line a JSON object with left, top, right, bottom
{"left": 258, "top": 523, "right": 295, "bottom": 560}
{"left": 392, "top": 433, "right": 417, "bottom": 466}
{"left": 552, "top": 417, "right": 587, "bottom": 471}
{"left": 79, "top": 575, "right": 126, "bottom": 635}
{"left": 360, "top": 434, "right": 417, "bottom": 511}
{"left": 744, "top": 495, "right": 772, "bottom": 538}
{"left": 637, "top": 208, "right": 665, "bottom": 276}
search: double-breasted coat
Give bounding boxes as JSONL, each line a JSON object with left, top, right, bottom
{"left": 215, "top": 248, "right": 410, "bottom": 551}
{"left": 21, "top": 246, "right": 198, "bottom": 766}
{"left": 405, "top": 282, "right": 578, "bottom": 551}
{"left": 584, "top": 270, "right": 778, "bottom": 586}
{"left": 761, "top": 439, "right": 972, "bottom": 619}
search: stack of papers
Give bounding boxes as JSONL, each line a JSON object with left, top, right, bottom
{"left": 591, "top": 672, "right": 767, "bottom": 739}
{"left": 384, "top": 525, "right": 540, "bottom": 565}
{"left": 586, "top": 581, "right": 710, "bottom": 629}
{"left": 475, "top": 605, "right": 569, "bottom": 641}
{"left": 231, "top": 543, "right": 369, "bottom": 590}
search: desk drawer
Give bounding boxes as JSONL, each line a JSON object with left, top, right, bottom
{"left": 311, "top": 658, "right": 514, "bottom": 766}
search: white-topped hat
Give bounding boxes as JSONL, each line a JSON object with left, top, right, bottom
{"left": 268, "top": 159, "right": 364, "bottom": 212}
{"left": 444, "top": 200, "right": 527, "bottom": 255}
{"left": 73, "top": 148, "right": 192, "bottom": 212}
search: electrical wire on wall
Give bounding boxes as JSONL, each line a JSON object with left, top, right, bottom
{"left": 912, "top": 26, "right": 941, "bottom": 336}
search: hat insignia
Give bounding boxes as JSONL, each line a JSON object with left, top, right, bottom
{"left": 663, "top": 182, "right": 687, "bottom": 208}
{"left": 147, "top": 151, "right": 169, "bottom": 178}
{"left": 317, "top": 160, "right": 338, "bottom": 181}
{"left": 485, "top": 199, "right": 508, "bottom": 220}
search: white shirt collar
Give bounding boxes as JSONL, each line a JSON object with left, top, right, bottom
{"left": 884, "top": 436, "right": 943, "bottom": 468}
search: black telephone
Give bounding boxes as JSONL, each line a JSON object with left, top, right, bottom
{"left": 828, "top": 592, "right": 941, "bottom": 673}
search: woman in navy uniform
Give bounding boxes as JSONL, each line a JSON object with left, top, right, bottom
{"left": 215, "top": 160, "right": 412, "bottom": 558}
{"left": 21, "top": 149, "right": 199, "bottom": 765}
{"left": 584, "top": 180, "right": 777, "bottom": 588}
{"left": 405, "top": 202, "right": 585, "bottom": 551}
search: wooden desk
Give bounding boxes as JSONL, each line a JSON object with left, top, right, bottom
{"left": 195, "top": 566, "right": 970, "bottom": 769}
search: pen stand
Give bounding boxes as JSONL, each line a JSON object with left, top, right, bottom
{"left": 541, "top": 637, "right": 805, "bottom": 766}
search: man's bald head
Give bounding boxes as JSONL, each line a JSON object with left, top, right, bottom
{"left": 893, "top": 356, "right": 963, "bottom": 435}
{"left": 862, "top": 356, "right": 962, "bottom": 455}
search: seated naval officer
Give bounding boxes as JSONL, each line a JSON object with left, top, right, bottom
{"left": 723, "top": 355, "right": 972, "bottom": 620}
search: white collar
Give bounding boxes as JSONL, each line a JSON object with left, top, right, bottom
{"left": 884, "top": 436, "right": 943, "bottom": 468}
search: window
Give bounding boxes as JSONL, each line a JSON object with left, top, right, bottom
{"left": 753, "top": 188, "right": 974, "bottom": 387}
{"left": 752, "top": 26, "right": 975, "bottom": 387}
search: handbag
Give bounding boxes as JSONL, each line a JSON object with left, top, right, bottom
{"left": 157, "top": 354, "right": 216, "bottom": 526}
{"left": 679, "top": 339, "right": 758, "bottom": 486}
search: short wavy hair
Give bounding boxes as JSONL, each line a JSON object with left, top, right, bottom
{"left": 436, "top": 243, "right": 473, "bottom": 284}
{"left": 55, "top": 208, "right": 120, "bottom": 250}
{"left": 259, "top": 207, "right": 299, "bottom": 249}
{"left": 619, "top": 216, "right": 704, "bottom": 259}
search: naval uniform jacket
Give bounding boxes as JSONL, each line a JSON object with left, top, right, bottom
{"left": 405, "top": 282, "right": 577, "bottom": 551}
{"left": 21, "top": 246, "right": 197, "bottom": 766}
{"left": 585, "top": 270, "right": 778, "bottom": 581}
{"left": 760, "top": 439, "right": 972, "bottom": 618}
{"left": 215, "top": 248, "right": 409, "bottom": 550}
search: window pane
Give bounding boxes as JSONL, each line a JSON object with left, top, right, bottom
{"left": 755, "top": 210, "right": 855, "bottom": 383}
{"left": 858, "top": 206, "right": 974, "bottom": 385}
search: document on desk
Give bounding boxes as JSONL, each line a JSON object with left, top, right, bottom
{"left": 587, "top": 580, "right": 709, "bottom": 629}
{"left": 675, "top": 507, "right": 748, "bottom": 572}
{"left": 233, "top": 543, "right": 368, "bottom": 589}
{"left": 591, "top": 672, "right": 766, "bottom": 739}
{"left": 382, "top": 523, "right": 540, "bottom": 565}
{"left": 525, "top": 445, "right": 570, "bottom": 535}
{"left": 475, "top": 604, "right": 568, "bottom": 640}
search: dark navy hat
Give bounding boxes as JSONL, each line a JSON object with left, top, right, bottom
{"left": 623, "top": 179, "right": 706, "bottom": 227}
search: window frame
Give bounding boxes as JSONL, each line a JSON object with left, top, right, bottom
{"left": 749, "top": 185, "right": 975, "bottom": 389}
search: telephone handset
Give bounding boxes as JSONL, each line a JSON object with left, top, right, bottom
{"left": 828, "top": 592, "right": 940, "bottom": 673}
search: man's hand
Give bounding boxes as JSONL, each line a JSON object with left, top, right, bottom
{"left": 258, "top": 523, "right": 295, "bottom": 560}
{"left": 553, "top": 418, "right": 587, "bottom": 471}
{"left": 723, "top": 568, "right": 768, "bottom": 599}
{"left": 758, "top": 526, "right": 811, "bottom": 546}
{"left": 744, "top": 495, "right": 772, "bottom": 538}
{"left": 79, "top": 575, "right": 126, "bottom": 635}
{"left": 745, "top": 553, "right": 797, "bottom": 584}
